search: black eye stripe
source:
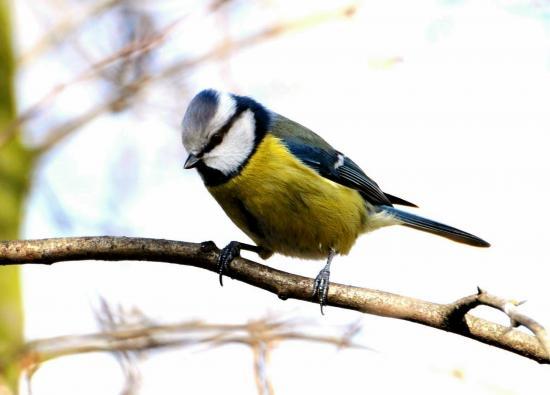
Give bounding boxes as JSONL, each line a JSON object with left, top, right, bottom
{"left": 200, "top": 107, "right": 247, "bottom": 155}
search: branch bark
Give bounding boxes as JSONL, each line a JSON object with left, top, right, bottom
{"left": 1, "top": 236, "right": 548, "bottom": 364}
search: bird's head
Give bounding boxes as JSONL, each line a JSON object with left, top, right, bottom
{"left": 181, "top": 89, "right": 269, "bottom": 176}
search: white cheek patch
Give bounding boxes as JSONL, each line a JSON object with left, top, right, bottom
{"left": 203, "top": 109, "right": 256, "bottom": 175}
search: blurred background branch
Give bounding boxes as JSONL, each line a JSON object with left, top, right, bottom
{"left": 21, "top": 309, "right": 364, "bottom": 395}
{"left": 1, "top": 1, "right": 357, "bottom": 154}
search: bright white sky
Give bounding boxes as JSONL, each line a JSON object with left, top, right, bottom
{"left": 12, "top": 0, "right": 550, "bottom": 394}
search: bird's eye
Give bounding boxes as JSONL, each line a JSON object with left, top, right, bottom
{"left": 201, "top": 130, "right": 226, "bottom": 155}
{"left": 209, "top": 131, "right": 224, "bottom": 146}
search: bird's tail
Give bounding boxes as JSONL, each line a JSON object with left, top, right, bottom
{"left": 381, "top": 206, "right": 490, "bottom": 247}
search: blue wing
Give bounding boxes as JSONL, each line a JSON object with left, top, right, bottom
{"left": 281, "top": 137, "right": 416, "bottom": 207}
{"left": 270, "top": 113, "right": 416, "bottom": 207}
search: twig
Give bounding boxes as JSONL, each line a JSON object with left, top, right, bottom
{"left": 0, "top": 236, "right": 548, "bottom": 364}
{"left": 21, "top": 317, "right": 363, "bottom": 372}
{"left": 20, "top": 315, "right": 362, "bottom": 395}
{"left": 17, "top": 0, "right": 120, "bottom": 65}
{"left": 33, "top": 91, "right": 130, "bottom": 155}
{"left": 449, "top": 287, "right": 550, "bottom": 356}
{"left": 0, "top": 17, "right": 182, "bottom": 150}
{"left": 94, "top": 298, "right": 143, "bottom": 395}
{"left": 2, "top": 4, "right": 358, "bottom": 152}
{"left": 153, "top": 4, "right": 358, "bottom": 83}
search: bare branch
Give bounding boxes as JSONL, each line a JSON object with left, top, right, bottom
{"left": 17, "top": 0, "right": 120, "bottom": 65}
{"left": 153, "top": 4, "right": 358, "bottom": 83}
{"left": 35, "top": 99, "right": 118, "bottom": 154}
{"left": 21, "top": 317, "right": 364, "bottom": 376}
{"left": 0, "top": 17, "right": 182, "bottom": 150}
{"left": 449, "top": 287, "right": 550, "bottom": 357}
{"left": 2, "top": 4, "right": 357, "bottom": 152}
{"left": 94, "top": 298, "right": 143, "bottom": 395}
{"left": 20, "top": 314, "right": 362, "bottom": 395}
{"left": 1, "top": 236, "right": 547, "bottom": 364}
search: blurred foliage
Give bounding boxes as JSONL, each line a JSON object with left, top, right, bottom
{"left": 0, "top": 0, "right": 31, "bottom": 392}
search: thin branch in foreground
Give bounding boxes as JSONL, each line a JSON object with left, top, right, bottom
{"left": 20, "top": 316, "right": 364, "bottom": 395}
{"left": 94, "top": 298, "right": 144, "bottom": 395}
{"left": 0, "top": 236, "right": 548, "bottom": 364}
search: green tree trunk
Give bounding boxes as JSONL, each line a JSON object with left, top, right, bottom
{"left": 0, "top": 0, "right": 34, "bottom": 392}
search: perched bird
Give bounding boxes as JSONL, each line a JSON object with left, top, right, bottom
{"left": 181, "top": 89, "right": 490, "bottom": 312}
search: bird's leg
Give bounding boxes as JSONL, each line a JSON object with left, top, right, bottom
{"left": 218, "top": 241, "right": 263, "bottom": 286}
{"left": 313, "top": 248, "right": 336, "bottom": 315}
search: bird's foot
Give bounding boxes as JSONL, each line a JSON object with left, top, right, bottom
{"left": 313, "top": 266, "right": 331, "bottom": 315}
{"left": 218, "top": 241, "right": 263, "bottom": 286}
{"left": 218, "top": 241, "right": 241, "bottom": 286}
{"left": 312, "top": 249, "right": 336, "bottom": 315}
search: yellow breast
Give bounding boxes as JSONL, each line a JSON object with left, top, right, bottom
{"left": 207, "top": 134, "right": 369, "bottom": 259}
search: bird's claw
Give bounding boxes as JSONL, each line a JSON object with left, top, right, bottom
{"left": 217, "top": 241, "right": 241, "bottom": 286}
{"left": 313, "top": 267, "right": 331, "bottom": 315}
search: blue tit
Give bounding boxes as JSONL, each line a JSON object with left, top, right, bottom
{"left": 181, "top": 89, "right": 489, "bottom": 312}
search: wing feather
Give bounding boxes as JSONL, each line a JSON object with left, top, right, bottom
{"left": 271, "top": 113, "right": 416, "bottom": 207}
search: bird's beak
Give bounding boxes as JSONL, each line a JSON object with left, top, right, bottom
{"left": 184, "top": 153, "right": 200, "bottom": 169}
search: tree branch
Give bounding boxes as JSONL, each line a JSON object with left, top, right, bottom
{"left": 21, "top": 315, "right": 365, "bottom": 395}
{"left": 1, "top": 4, "right": 357, "bottom": 151}
{"left": 22, "top": 317, "right": 365, "bottom": 365}
{"left": 1, "top": 236, "right": 548, "bottom": 364}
